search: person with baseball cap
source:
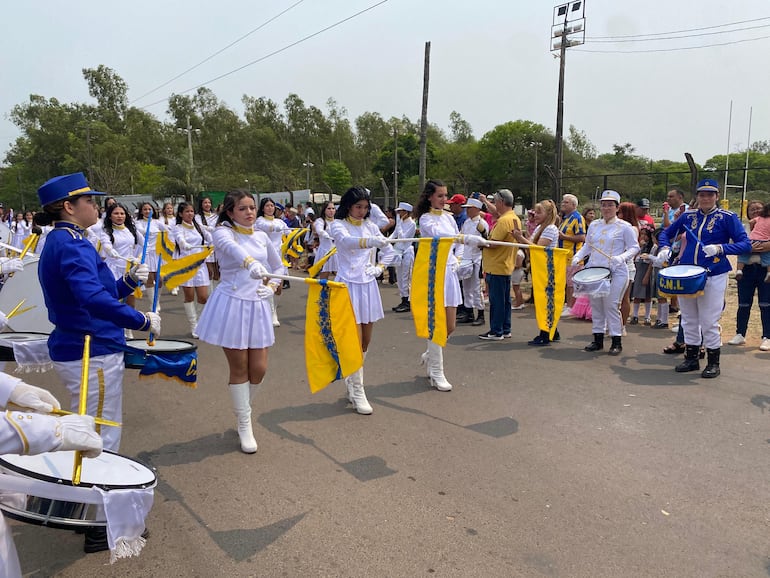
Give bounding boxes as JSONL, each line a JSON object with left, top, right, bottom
{"left": 457, "top": 197, "right": 489, "bottom": 326}
{"left": 635, "top": 198, "right": 655, "bottom": 228}
{"left": 390, "top": 202, "right": 416, "bottom": 313}
{"left": 571, "top": 190, "right": 640, "bottom": 355}
{"left": 657, "top": 178, "right": 750, "bottom": 378}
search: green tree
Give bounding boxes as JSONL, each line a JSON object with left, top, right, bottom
{"left": 322, "top": 160, "right": 352, "bottom": 193}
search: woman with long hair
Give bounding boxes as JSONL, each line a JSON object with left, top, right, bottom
{"left": 313, "top": 201, "right": 338, "bottom": 280}
{"left": 196, "top": 189, "right": 282, "bottom": 453}
{"left": 196, "top": 195, "right": 220, "bottom": 286}
{"left": 10, "top": 211, "right": 31, "bottom": 249}
{"left": 173, "top": 201, "right": 212, "bottom": 338}
{"left": 255, "top": 197, "right": 289, "bottom": 326}
{"left": 135, "top": 202, "right": 167, "bottom": 312}
{"left": 513, "top": 199, "right": 562, "bottom": 345}
{"left": 329, "top": 186, "right": 393, "bottom": 414}
{"left": 617, "top": 201, "right": 640, "bottom": 334}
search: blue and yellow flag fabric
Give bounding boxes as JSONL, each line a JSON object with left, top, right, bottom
{"left": 160, "top": 247, "right": 214, "bottom": 290}
{"left": 307, "top": 247, "right": 337, "bottom": 278}
{"left": 156, "top": 231, "right": 176, "bottom": 259}
{"left": 138, "top": 351, "right": 198, "bottom": 388}
{"left": 529, "top": 246, "right": 569, "bottom": 339}
{"left": 304, "top": 278, "right": 362, "bottom": 394}
{"left": 281, "top": 228, "right": 307, "bottom": 267}
{"left": 411, "top": 237, "right": 454, "bottom": 347}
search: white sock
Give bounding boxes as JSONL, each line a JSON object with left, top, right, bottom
{"left": 632, "top": 302, "right": 640, "bottom": 317}
{"left": 658, "top": 302, "right": 669, "bottom": 323}
{"left": 642, "top": 301, "right": 651, "bottom": 320}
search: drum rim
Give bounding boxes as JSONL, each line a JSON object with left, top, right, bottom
{"left": 0, "top": 450, "right": 157, "bottom": 490}
{"left": 125, "top": 338, "right": 198, "bottom": 353}
{"left": 574, "top": 266, "right": 611, "bottom": 281}
{"left": 660, "top": 264, "right": 707, "bottom": 277}
{"left": 0, "top": 331, "right": 50, "bottom": 339}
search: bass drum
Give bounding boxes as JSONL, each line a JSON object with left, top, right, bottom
{"left": 0, "top": 257, "right": 54, "bottom": 334}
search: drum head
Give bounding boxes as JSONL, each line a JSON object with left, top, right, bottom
{"left": 573, "top": 267, "right": 611, "bottom": 283}
{"left": 126, "top": 339, "right": 197, "bottom": 353}
{"left": 663, "top": 264, "right": 707, "bottom": 277}
{"left": 0, "top": 257, "right": 54, "bottom": 334}
{"left": 0, "top": 450, "right": 156, "bottom": 490}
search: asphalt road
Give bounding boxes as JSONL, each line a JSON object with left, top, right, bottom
{"left": 10, "top": 279, "right": 770, "bottom": 577}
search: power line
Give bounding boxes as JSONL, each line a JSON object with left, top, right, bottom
{"left": 575, "top": 33, "right": 770, "bottom": 54}
{"left": 586, "top": 15, "right": 770, "bottom": 39}
{"left": 130, "top": 0, "right": 307, "bottom": 105}
{"left": 141, "top": 0, "right": 389, "bottom": 110}
{"left": 586, "top": 22, "right": 770, "bottom": 43}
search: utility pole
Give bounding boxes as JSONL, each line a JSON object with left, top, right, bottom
{"left": 418, "top": 41, "right": 431, "bottom": 193}
{"left": 393, "top": 126, "right": 399, "bottom": 206}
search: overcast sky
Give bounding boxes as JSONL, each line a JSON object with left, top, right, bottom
{"left": 2, "top": 0, "right": 767, "bottom": 166}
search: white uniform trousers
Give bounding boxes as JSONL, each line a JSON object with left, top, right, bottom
{"left": 679, "top": 272, "right": 727, "bottom": 350}
{"left": 53, "top": 352, "right": 125, "bottom": 452}
{"left": 396, "top": 250, "right": 414, "bottom": 299}
{"left": 462, "top": 261, "right": 484, "bottom": 311}
{"left": 590, "top": 268, "right": 629, "bottom": 337}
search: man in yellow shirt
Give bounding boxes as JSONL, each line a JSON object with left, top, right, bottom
{"left": 479, "top": 189, "right": 521, "bottom": 340}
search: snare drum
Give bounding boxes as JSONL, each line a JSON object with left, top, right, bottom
{"left": 0, "top": 450, "right": 156, "bottom": 529}
{"left": 0, "top": 332, "right": 49, "bottom": 362}
{"left": 572, "top": 267, "right": 612, "bottom": 297}
{"left": 124, "top": 339, "right": 197, "bottom": 369}
{"left": 657, "top": 264, "right": 707, "bottom": 297}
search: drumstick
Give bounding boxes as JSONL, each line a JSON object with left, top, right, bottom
{"left": 6, "top": 234, "right": 39, "bottom": 280}
{"left": 72, "top": 335, "right": 91, "bottom": 486}
{"left": 586, "top": 242, "right": 613, "bottom": 260}
{"left": 7, "top": 305, "right": 34, "bottom": 319}
{"left": 0, "top": 241, "right": 25, "bottom": 255}
{"left": 6, "top": 299, "right": 26, "bottom": 319}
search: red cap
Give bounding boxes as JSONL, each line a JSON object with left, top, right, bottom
{"left": 448, "top": 194, "right": 467, "bottom": 205}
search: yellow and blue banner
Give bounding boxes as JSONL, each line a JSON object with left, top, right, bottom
{"left": 304, "top": 278, "right": 362, "bottom": 394}
{"left": 160, "top": 247, "right": 214, "bottom": 290}
{"left": 411, "top": 237, "right": 454, "bottom": 347}
{"left": 138, "top": 352, "right": 197, "bottom": 388}
{"left": 530, "top": 246, "right": 569, "bottom": 339}
{"left": 307, "top": 247, "right": 337, "bottom": 278}
{"left": 156, "top": 231, "right": 176, "bottom": 259}
{"left": 281, "top": 228, "right": 307, "bottom": 267}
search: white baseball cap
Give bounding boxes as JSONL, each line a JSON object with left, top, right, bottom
{"left": 396, "top": 202, "right": 413, "bottom": 212}
{"left": 462, "top": 198, "right": 483, "bottom": 210}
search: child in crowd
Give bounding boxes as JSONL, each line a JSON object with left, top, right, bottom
{"left": 511, "top": 248, "right": 526, "bottom": 310}
{"left": 736, "top": 200, "right": 770, "bottom": 282}
{"left": 649, "top": 228, "right": 668, "bottom": 328}
{"left": 630, "top": 226, "right": 654, "bottom": 325}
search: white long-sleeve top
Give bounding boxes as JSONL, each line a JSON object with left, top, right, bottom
{"left": 10, "top": 221, "right": 30, "bottom": 249}
{"left": 255, "top": 216, "right": 289, "bottom": 255}
{"left": 195, "top": 212, "right": 218, "bottom": 232}
{"left": 172, "top": 221, "right": 212, "bottom": 257}
{"left": 314, "top": 218, "right": 335, "bottom": 258}
{"left": 212, "top": 223, "right": 283, "bottom": 301}
{"left": 99, "top": 225, "right": 144, "bottom": 268}
{"left": 459, "top": 215, "right": 488, "bottom": 262}
{"left": 0, "top": 373, "right": 63, "bottom": 455}
{"left": 390, "top": 216, "right": 416, "bottom": 255}
{"left": 330, "top": 218, "right": 392, "bottom": 284}
{"left": 136, "top": 218, "right": 169, "bottom": 256}
{"left": 573, "top": 217, "right": 640, "bottom": 274}
{"left": 419, "top": 209, "right": 464, "bottom": 266}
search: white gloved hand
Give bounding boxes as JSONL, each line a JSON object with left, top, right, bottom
{"left": 129, "top": 263, "right": 150, "bottom": 284}
{"left": 248, "top": 261, "right": 268, "bottom": 280}
{"left": 367, "top": 237, "right": 389, "bottom": 249}
{"left": 9, "top": 382, "right": 61, "bottom": 413}
{"left": 364, "top": 264, "right": 384, "bottom": 279}
{"left": 58, "top": 415, "right": 103, "bottom": 459}
{"left": 463, "top": 235, "right": 488, "bottom": 248}
{"left": 0, "top": 258, "right": 24, "bottom": 275}
{"left": 610, "top": 255, "right": 626, "bottom": 267}
{"left": 657, "top": 248, "right": 671, "bottom": 264}
{"left": 109, "top": 249, "right": 121, "bottom": 259}
{"left": 256, "top": 284, "right": 274, "bottom": 299}
{"left": 703, "top": 244, "right": 722, "bottom": 257}
{"left": 145, "top": 312, "right": 161, "bottom": 336}
{"left": 571, "top": 256, "right": 581, "bottom": 267}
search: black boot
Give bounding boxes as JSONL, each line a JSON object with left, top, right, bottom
{"left": 701, "top": 348, "right": 721, "bottom": 378}
{"left": 392, "top": 297, "right": 410, "bottom": 312}
{"left": 584, "top": 333, "right": 604, "bottom": 352}
{"left": 608, "top": 336, "right": 622, "bottom": 355}
{"left": 456, "top": 307, "right": 472, "bottom": 324}
{"left": 675, "top": 345, "right": 701, "bottom": 372}
{"left": 84, "top": 527, "right": 109, "bottom": 553}
{"left": 388, "top": 266, "right": 397, "bottom": 285}
{"left": 471, "top": 310, "right": 485, "bottom": 326}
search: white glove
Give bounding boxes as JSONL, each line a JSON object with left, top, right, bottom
{"left": 109, "top": 249, "right": 121, "bottom": 259}
{"left": 129, "top": 263, "right": 150, "bottom": 284}
{"left": 657, "top": 248, "right": 671, "bottom": 264}
{"left": 703, "top": 244, "right": 722, "bottom": 257}
{"left": 367, "top": 237, "right": 389, "bottom": 249}
{"left": 610, "top": 255, "right": 626, "bottom": 267}
{"left": 248, "top": 261, "right": 268, "bottom": 279}
{"left": 256, "top": 284, "right": 274, "bottom": 299}
{"left": 57, "top": 415, "right": 103, "bottom": 459}
{"left": 9, "top": 382, "right": 61, "bottom": 414}
{"left": 571, "top": 256, "right": 581, "bottom": 267}
{"left": 0, "top": 258, "right": 24, "bottom": 275}
{"left": 456, "top": 260, "right": 474, "bottom": 280}
{"left": 145, "top": 312, "right": 161, "bottom": 336}
{"left": 364, "top": 264, "right": 384, "bottom": 278}
{"left": 462, "top": 235, "right": 488, "bottom": 248}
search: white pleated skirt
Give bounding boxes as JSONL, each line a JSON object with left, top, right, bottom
{"left": 444, "top": 267, "right": 462, "bottom": 308}
{"left": 347, "top": 280, "right": 384, "bottom": 324}
{"left": 144, "top": 250, "right": 159, "bottom": 272}
{"left": 196, "top": 290, "right": 275, "bottom": 349}
{"left": 181, "top": 264, "right": 210, "bottom": 288}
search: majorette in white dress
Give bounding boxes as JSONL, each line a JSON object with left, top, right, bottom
{"left": 195, "top": 212, "right": 218, "bottom": 263}
{"left": 314, "top": 217, "right": 338, "bottom": 272}
{"left": 255, "top": 215, "right": 289, "bottom": 272}
{"left": 99, "top": 225, "right": 144, "bottom": 280}
{"left": 418, "top": 209, "right": 463, "bottom": 308}
{"left": 135, "top": 218, "right": 170, "bottom": 271}
{"left": 172, "top": 222, "right": 212, "bottom": 288}
{"left": 196, "top": 223, "right": 283, "bottom": 349}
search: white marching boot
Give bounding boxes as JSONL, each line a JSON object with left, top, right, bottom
{"left": 427, "top": 341, "right": 453, "bottom": 391}
{"left": 184, "top": 301, "right": 199, "bottom": 338}
{"left": 269, "top": 294, "right": 280, "bottom": 327}
{"left": 346, "top": 360, "right": 372, "bottom": 415}
{"left": 229, "top": 381, "right": 258, "bottom": 453}
{"left": 420, "top": 341, "right": 431, "bottom": 376}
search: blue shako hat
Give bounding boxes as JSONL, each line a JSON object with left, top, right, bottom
{"left": 696, "top": 178, "right": 719, "bottom": 193}
{"left": 37, "top": 172, "right": 106, "bottom": 207}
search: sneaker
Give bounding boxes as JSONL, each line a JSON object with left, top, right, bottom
{"left": 629, "top": 317, "right": 639, "bottom": 325}
{"left": 561, "top": 307, "right": 575, "bottom": 319}
{"left": 511, "top": 304, "right": 525, "bottom": 310}
{"left": 727, "top": 334, "right": 746, "bottom": 346}
{"left": 528, "top": 334, "right": 550, "bottom": 346}
{"left": 502, "top": 332, "right": 512, "bottom": 339}
{"left": 644, "top": 318, "right": 651, "bottom": 326}
{"left": 652, "top": 320, "right": 668, "bottom": 329}
{"left": 760, "top": 338, "right": 770, "bottom": 351}
{"left": 478, "top": 332, "right": 504, "bottom": 341}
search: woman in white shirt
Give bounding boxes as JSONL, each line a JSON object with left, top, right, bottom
{"left": 196, "top": 196, "right": 220, "bottom": 286}
{"left": 135, "top": 202, "right": 168, "bottom": 312}
{"left": 255, "top": 197, "right": 289, "bottom": 327}
{"left": 173, "top": 202, "right": 213, "bottom": 338}
{"left": 313, "top": 201, "right": 338, "bottom": 279}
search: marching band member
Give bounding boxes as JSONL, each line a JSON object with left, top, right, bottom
{"left": 389, "top": 202, "right": 416, "bottom": 313}
{"left": 658, "top": 178, "right": 750, "bottom": 377}
{"left": 571, "top": 190, "right": 640, "bottom": 355}
{"left": 329, "top": 186, "right": 394, "bottom": 414}
{"left": 255, "top": 197, "right": 289, "bottom": 327}
{"left": 195, "top": 195, "right": 220, "bottom": 288}
{"left": 414, "top": 180, "right": 485, "bottom": 391}
{"left": 10, "top": 212, "right": 31, "bottom": 250}
{"left": 135, "top": 202, "right": 167, "bottom": 312}
{"left": 313, "top": 201, "right": 338, "bottom": 280}
{"left": 173, "top": 202, "right": 212, "bottom": 339}
{"left": 196, "top": 190, "right": 283, "bottom": 453}
{"left": 0, "top": 374, "right": 102, "bottom": 575}
{"left": 457, "top": 197, "right": 488, "bottom": 325}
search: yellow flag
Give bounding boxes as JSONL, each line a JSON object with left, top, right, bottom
{"left": 156, "top": 231, "right": 176, "bottom": 259}
{"left": 529, "top": 246, "right": 570, "bottom": 339}
{"left": 307, "top": 247, "right": 337, "bottom": 278}
{"left": 304, "top": 278, "right": 362, "bottom": 394}
{"left": 411, "top": 237, "right": 454, "bottom": 347}
{"left": 160, "top": 248, "right": 214, "bottom": 290}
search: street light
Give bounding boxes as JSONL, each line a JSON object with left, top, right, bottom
{"left": 551, "top": 1, "right": 585, "bottom": 200}
{"left": 529, "top": 141, "right": 542, "bottom": 206}
{"left": 302, "top": 155, "right": 314, "bottom": 190}
{"left": 177, "top": 115, "right": 201, "bottom": 193}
